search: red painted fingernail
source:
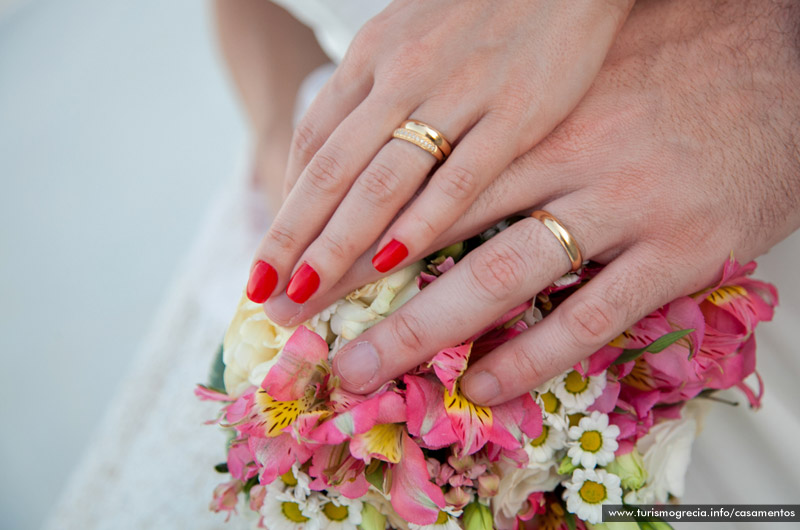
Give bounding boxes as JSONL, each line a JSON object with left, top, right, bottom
{"left": 246, "top": 260, "right": 278, "bottom": 303}
{"left": 372, "top": 239, "right": 409, "bottom": 273}
{"left": 286, "top": 263, "right": 320, "bottom": 303}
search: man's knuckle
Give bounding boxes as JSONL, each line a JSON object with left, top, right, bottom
{"left": 561, "top": 296, "right": 619, "bottom": 349}
{"left": 509, "top": 348, "right": 546, "bottom": 383}
{"left": 390, "top": 311, "right": 426, "bottom": 353}
{"left": 468, "top": 243, "right": 528, "bottom": 302}
{"left": 358, "top": 161, "right": 402, "bottom": 206}
{"left": 437, "top": 165, "right": 479, "bottom": 201}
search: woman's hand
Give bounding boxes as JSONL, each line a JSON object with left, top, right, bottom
{"left": 265, "top": 0, "right": 800, "bottom": 405}
{"left": 244, "top": 0, "right": 635, "bottom": 304}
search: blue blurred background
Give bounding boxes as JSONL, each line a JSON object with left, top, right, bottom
{"left": 0, "top": 0, "right": 245, "bottom": 527}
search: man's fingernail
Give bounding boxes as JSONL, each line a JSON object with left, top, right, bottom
{"left": 286, "top": 263, "right": 320, "bottom": 304}
{"left": 463, "top": 371, "right": 500, "bottom": 404}
{"left": 372, "top": 239, "right": 409, "bottom": 273}
{"left": 246, "top": 260, "right": 278, "bottom": 303}
{"left": 264, "top": 293, "right": 304, "bottom": 325}
{"left": 335, "top": 341, "right": 380, "bottom": 389}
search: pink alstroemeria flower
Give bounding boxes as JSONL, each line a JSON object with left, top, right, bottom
{"left": 408, "top": 343, "right": 542, "bottom": 457}
{"left": 309, "top": 387, "right": 448, "bottom": 524}
{"left": 209, "top": 479, "right": 243, "bottom": 521}
{"left": 232, "top": 326, "right": 331, "bottom": 484}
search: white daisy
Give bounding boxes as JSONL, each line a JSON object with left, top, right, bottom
{"left": 562, "top": 468, "right": 622, "bottom": 524}
{"left": 408, "top": 506, "right": 463, "bottom": 530}
{"left": 525, "top": 422, "right": 568, "bottom": 464}
{"left": 534, "top": 388, "right": 569, "bottom": 432}
{"left": 553, "top": 369, "right": 606, "bottom": 412}
{"left": 276, "top": 464, "right": 312, "bottom": 502}
{"left": 317, "top": 494, "right": 363, "bottom": 530}
{"left": 261, "top": 483, "right": 322, "bottom": 530}
{"left": 567, "top": 411, "right": 620, "bottom": 469}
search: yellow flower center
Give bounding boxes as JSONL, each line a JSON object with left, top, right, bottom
{"left": 707, "top": 285, "right": 747, "bottom": 305}
{"left": 280, "top": 470, "right": 298, "bottom": 486}
{"left": 323, "top": 502, "right": 349, "bottom": 521}
{"left": 609, "top": 330, "right": 634, "bottom": 348}
{"left": 579, "top": 430, "right": 603, "bottom": 452}
{"left": 530, "top": 425, "right": 550, "bottom": 447}
{"left": 356, "top": 423, "right": 404, "bottom": 463}
{"left": 435, "top": 511, "right": 450, "bottom": 525}
{"left": 564, "top": 371, "right": 589, "bottom": 394}
{"left": 444, "top": 387, "right": 493, "bottom": 425}
{"left": 540, "top": 391, "right": 560, "bottom": 413}
{"left": 579, "top": 480, "right": 607, "bottom": 504}
{"left": 568, "top": 413, "right": 584, "bottom": 428}
{"left": 256, "top": 389, "right": 312, "bottom": 437}
{"left": 281, "top": 501, "right": 309, "bottom": 522}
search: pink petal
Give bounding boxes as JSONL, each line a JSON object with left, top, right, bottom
{"left": 430, "top": 344, "right": 471, "bottom": 393}
{"left": 404, "top": 375, "right": 458, "bottom": 449}
{"left": 195, "top": 385, "right": 232, "bottom": 401}
{"left": 587, "top": 345, "right": 623, "bottom": 375}
{"left": 248, "top": 434, "right": 312, "bottom": 485}
{"left": 226, "top": 390, "right": 255, "bottom": 424}
{"left": 227, "top": 441, "right": 257, "bottom": 481}
{"left": 664, "top": 296, "right": 705, "bottom": 358}
{"left": 444, "top": 386, "right": 493, "bottom": 455}
{"left": 588, "top": 379, "right": 621, "bottom": 414}
{"left": 308, "top": 443, "right": 369, "bottom": 497}
{"left": 311, "top": 391, "right": 406, "bottom": 445}
{"left": 390, "top": 431, "right": 446, "bottom": 525}
{"left": 261, "top": 326, "right": 328, "bottom": 401}
{"left": 489, "top": 393, "right": 542, "bottom": 449}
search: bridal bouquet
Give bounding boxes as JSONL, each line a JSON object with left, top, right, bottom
{"left": 197, "top": 222, "right": 776, "bottom": 530}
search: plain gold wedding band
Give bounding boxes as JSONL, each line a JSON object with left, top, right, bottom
{"left": 391, "top": 119, "right": 452, "bottom": 161}
{"left": 531, "top": 210, "right": 583, "bottom": 272}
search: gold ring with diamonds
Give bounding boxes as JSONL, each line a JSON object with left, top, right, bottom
{"left": 391, "top": 120, "right": 451, "bottom": 161}
{"left": 531, "top": 210, "right": 583, "bottom": 272}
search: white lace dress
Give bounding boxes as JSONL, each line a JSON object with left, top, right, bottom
{"left": 47, "top": 2, "right": 800, "bottom": 528}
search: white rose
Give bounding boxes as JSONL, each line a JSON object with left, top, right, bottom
{"left": 222, "top": 295, "right": 297, "bottom": 397}
{"left": 330, "top": 301, "right": 383, "bottom": 340}
{"left": 493, "top": 462, "right": 562, "bottom": 530}
{"left": 347, "top": 262, "right": 424, "bottom": 315}
{"left": 624, "top": 400, "right": 710, "bottom": 504}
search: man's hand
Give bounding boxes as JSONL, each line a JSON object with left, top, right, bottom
{"left": 264, "top": 0, "right": 800, "bottom": 405}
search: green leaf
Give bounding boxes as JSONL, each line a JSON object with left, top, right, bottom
{"left": 214, "top": 462, "right": 229, "bottom": 474}
{"left": 242, "top": 475, "right": 259, "bottom": 495}
{"left": 463, "top": 502, "right": 493, "bottom": 530}
{"left": 358, "top": 503, "right": 387, "bottom": 530}
{"left": 613, "top": 329, "right": 694, "bottom": 365}
{"left": 207, "top": 343, "right": 226, "bottom": 393}
{"left": 435, "top": 241, "right": 465, "bottom": 261}
{"left": 365, "top": 462, "right": 385, "bottom": 492}
{"left": 564, "top": 510, "right": 578, "bottom": 530}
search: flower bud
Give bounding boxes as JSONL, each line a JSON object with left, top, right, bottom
{"left": 605, "top": 449, "right": 648, "bottom": 491}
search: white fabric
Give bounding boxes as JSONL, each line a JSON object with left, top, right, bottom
{"left": 47, "top": 3, "right": 800, "bottom": 528}
{"left": 269, "top": 0, "right": 386, "bottom": 64}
